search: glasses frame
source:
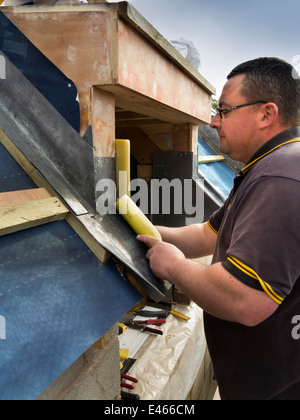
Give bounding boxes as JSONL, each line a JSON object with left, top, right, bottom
{"left": 216, "top": 101, "right": 268, "bottom": 120}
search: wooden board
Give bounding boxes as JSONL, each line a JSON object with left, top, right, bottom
{"left": 0, "top": 197, "right": 69, "bottom": 236}
{"left": 0, "top": 188, "right": 52, "bottom": 207}
{"left": 116, "top": 19, "right": 212, "bottom": 124}
{"left": 198, "top": 155, "right": 225, "bottom": 164}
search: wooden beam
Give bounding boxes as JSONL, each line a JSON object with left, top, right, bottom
{"left": 173, "top": 124, "right": 198, "bottom": 154}
{"left": 103, "top": 84, "right": 205, "bottom": 125}
{"left": 0, "top": 188, "right": 52, "bottom": 207}
{"left": 140, "top": 126, "right": 172, "bottom": 151}
{"left": 92, "top": 87, "right": 116, "bottom": 158}
{"left": 115, "top": 110, "right": 149, "bottom": 121}
{"left": 137, "top": 165, "right": 153, "bottom": 181}
{"left": 116, "top": 118, "right": 165, "bottom": 127}
{"left": 0, "top": 197, "right": 69, "bottom": 236}
{"left": 116, "top": 126, "right": 158, "bottom": 164}
{"left": 198, "top": 155, "right": 225, "bottom": 164}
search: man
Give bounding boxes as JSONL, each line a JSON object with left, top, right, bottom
{"left": 138, "top": 58, "right": 300, "bottom": 400}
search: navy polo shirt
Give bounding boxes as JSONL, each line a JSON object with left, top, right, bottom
{"left": 206, "top": 127, "right": 300, "bottom": 400}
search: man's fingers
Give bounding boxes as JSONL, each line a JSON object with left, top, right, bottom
{"left": 137, "top": 235, "right": 161, "bottom": 248}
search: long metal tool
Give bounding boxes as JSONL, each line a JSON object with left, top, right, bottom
{"left": 0, "top": 52, "right": 170, "bottom": 302}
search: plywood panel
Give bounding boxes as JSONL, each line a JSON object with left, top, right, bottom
{"left": 117, "top": 20, "right": 212, "bottom": 124}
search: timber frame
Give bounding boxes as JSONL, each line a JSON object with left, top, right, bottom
{"left": 2, "top": 1, "right": 215, "bottom": 175}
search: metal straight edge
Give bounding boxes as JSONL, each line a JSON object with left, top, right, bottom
{"left": 77, "top": 213, "right": 170, "bottom": 303}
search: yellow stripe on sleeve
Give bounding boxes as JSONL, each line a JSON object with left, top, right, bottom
{"left": 207, "top": 220, "right": 218, "bottom": 236}
{"left": 228, "top": 256, "right": 284, "bottom": 305}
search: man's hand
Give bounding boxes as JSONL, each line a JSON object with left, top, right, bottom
{"left": 137, "top": 234, "right": 279, "bottom": 326}
{"left": 137, "top": 235, "right": 185, "bottom": 281}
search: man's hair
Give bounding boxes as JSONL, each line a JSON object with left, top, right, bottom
{"left": 227, "top": 57, "right": 300, "bottom": 127}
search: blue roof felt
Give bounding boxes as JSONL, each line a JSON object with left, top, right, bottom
{"left": 0, "top": 142, "right": 36, "bottom": 192}
{"left": 0, "top": 11, "right": 80, "bottom": 132}
{"left": 0, "top": 221, "right": 142, "bottom": 400}
{"left": 0, "top": 142, "right": 142, "bottom": 400}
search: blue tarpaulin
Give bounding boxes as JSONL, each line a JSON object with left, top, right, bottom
{"left": 198, "top": 135, "right": 236, "bottom": 197}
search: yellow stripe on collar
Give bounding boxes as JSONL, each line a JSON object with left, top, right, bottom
{"left": 242, "top": 138, "right": 300, "bottom": 175}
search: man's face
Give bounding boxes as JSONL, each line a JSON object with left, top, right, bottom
{"left": 210, "top": 74, "right": 263, "bottom": 163}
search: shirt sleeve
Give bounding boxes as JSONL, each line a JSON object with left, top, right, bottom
{"left": 208, "top": 198, "right": 230, "bottom": 236}
{"left": 222, "top": 176, "right": 300, "bottom": 305}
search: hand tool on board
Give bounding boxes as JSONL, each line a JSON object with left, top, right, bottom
{"left": 124, "top": 320, "right": 164, "bottom": 335}
{"left": 121, "top": 391, "right": 140, "bottom": 401}
{"left": 129, "top": 319, "right": 166, "bottom": 326}
{"left": 134, "top": 308, "right": 191, "bottom": 321}
{"left": 121, "top": 373, "right": 138, "bottom": 384}
{"left": 118, "top": 323, "right": 128, "bottom": 335}
{"left": 121, "top": 373, "right": 138, "bottom": 390}
{"left": 119, "top": 349, "right": 130, "bottom": 361}
{"left": 120, "top": 382, "right": 135, "bottom": 390}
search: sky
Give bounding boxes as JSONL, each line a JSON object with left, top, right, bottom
{"left": 110, "top": 0, "right": 300, "bottom": 98}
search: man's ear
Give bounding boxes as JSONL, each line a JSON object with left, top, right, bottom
{"left": 259, "top": 102, "right": 279, "bottom": 130}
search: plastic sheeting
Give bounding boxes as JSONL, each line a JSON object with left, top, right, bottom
{"left": 126, "top": 303, "right": 207, "bottom": 400}
{"left": 170, "top": 38, "right": 201, "bottom": 71}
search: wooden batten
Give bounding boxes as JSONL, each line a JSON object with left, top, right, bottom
{"left": 0, "top": 197, "right": 69, "bottom": 236}
{"left": 0, "top": 188, "right": 52, "bottom": 207}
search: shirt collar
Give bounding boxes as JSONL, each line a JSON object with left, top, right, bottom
{"left": 241, "top": 126, "right": 300, "bottom": 175}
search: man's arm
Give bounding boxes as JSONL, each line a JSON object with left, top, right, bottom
{"left": 156, "top": 222, "right": 217, "bottom": 259}
{"left": 137, "top": 236, "right": 278, "bottom": 327}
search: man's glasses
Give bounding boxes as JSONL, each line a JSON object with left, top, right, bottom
{"left": 216, "top": 101, "right": 268, "bottom": 120}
